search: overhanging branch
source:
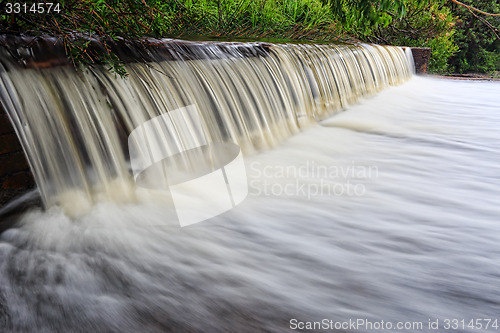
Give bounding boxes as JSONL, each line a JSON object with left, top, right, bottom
{"left": 449, "top": 0, "right": 500, "bottom": 16}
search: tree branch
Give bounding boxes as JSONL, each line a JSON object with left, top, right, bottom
{"left": 449, "top": 0, "right": 500, "bottom": 16}
{"left": 466, "top": 7, "right": 500, "bottom": 40}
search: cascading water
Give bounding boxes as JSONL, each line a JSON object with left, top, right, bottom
{"left": 0, "top": 41, "right": 413, "bottom": 214}
{"left": 2, "top": 39, "right": 499, "bottom": 333}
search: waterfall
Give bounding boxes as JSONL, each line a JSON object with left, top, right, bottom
{"left": 4, "top": 40, "right": 498, "bottom": 333}
{"left": 0, "top": 40, "right": 414, "bottom": 212}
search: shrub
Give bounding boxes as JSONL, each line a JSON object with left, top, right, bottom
{"left": 347, "top": 0, "right": 458, "bottom": 73}
{"left": 0, "top": 0, "right": 339, "bottom": 74}
{"left": 447, "top": 0, "right": 500, "bottom": 73}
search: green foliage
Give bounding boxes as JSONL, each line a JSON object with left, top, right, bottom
{"left": 447, "top": 0, "right": 500, "bottom": 73}
{"left": 427, "top": 33, "right": 459, "bottom": 73}
{"left": 339, "top": 0, "right": 499, "bottom": 74}
{"left": 1, "top": 0, "right": 171, "bottom": 75}
{"left": 348, "top": 0, "right": 458, "bottom": 73}
{"left": 0, "top": 0, "right": 342, "bottom": 75}
{"left": 156, "top": 0, "right": 336, "bottom": 39}
{"left": 1, "top": 0, "right": 498, "bottom": 74}
{"left": 329, "top": 0, "right": 408, "bottom": 35}
{"left": 1, "top": 0, "right": 339, "bottom": 44}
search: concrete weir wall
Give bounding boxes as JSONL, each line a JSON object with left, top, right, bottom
{"left": 410, "top": 47, "right": 432, "bottom": 74}
{"left": 0, "top": 37, "right": 429, "bottom": 210}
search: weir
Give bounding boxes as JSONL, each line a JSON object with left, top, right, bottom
{"left": 0, "top": 37, "right": 414, "bottom": 215}
{"left": 2, "top": 36, "right": 499, "bottom": 333}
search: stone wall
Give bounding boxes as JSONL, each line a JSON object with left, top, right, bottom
{"left": 410, "top": 47, "right": 432, "bottom": 74}
{"left": 0, "top": 105, "right": 35, "bottom": 207}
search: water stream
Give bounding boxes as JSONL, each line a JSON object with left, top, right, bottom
{"left": 0, "top": 42, "right": 412, "bottom": 212}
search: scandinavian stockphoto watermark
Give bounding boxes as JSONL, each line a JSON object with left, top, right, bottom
{"left": 249, "top": 160, "right": 378, "bottom": 199}
{"left": 127, "top": 105, "right": 377, "bottom": 226}
{"left": 128, "top": 105, "right": 248, "bottom": 227}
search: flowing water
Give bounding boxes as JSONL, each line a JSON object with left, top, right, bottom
{"left": 1, "top": 41, "right": 500, "bottom": 332}
{"left": 0, "top": 42, "right": 412, "bottom": 213}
